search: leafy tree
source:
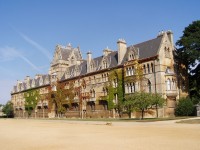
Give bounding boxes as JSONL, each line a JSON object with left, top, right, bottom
{"left": 176, "top": 20, "right": 200, "bottom": 70}
{"left": 176, "top": 20, "right": 200, "bottom": 99}
{"left": 2, "top": 101, "right": 14, "bottom": 118}
{"left": 125, "top": 92, "right": 152, "bottom": 119}
{"left": 175, "top": 97, "right": 194, "bottom": 116}
{"left": 124, "top": 94, "right": 137, "bottom": 118}
{"left": 24, "top": 89, "right": 40, "bottom": 117}
{"left": 151, "top": 93, "right": 165, "bottom": 118}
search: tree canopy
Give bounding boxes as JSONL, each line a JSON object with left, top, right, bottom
{"left": 176, "top": 20, "right": 200, "bottom": 69}
{"left": 2, "top": 101, "right": 14, "bottom": 118}
{"left": 176, "top": 20, "right": 200, "bottom": 102}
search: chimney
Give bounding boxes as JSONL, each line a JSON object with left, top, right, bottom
{"left": 103, "top": 47, "right": 112, "bottom": 56}
{"left": 25, "top": 76, "right": 30, "bottom": 81}
{"left": 87, "top": 51, "right": 92, "bottom": 73}
{"left": 35, "top": 74, "right": 42, "bottom": 79}
{"left": 117, "top": 39, "right": 127, "bottom": 65}
{"left": 166, "top": 30, "right": 174, "bottom": 46}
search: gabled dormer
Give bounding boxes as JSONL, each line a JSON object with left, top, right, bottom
{"left": 127, "top": 46, "right": 139, "bottom": 61}
{"left": 100, "top": 56, "right": 110, "bottom": 70}
{"left": 31, "top": 79, "right": 35, "bottom": 88}
{"left": 44, "top": 75, "right": 50, "bottom": 85}
{"left": 39, "top": 77, "right": 43, "bottom": 86}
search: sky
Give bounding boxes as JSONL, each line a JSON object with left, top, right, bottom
{"left": 0, "top": 0, "right": 199, "bottom": 104}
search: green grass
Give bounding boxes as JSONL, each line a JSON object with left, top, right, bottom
{"left": 176, "top": 119, "right": 200, "bottom": 124}
{"left": 23, "top": 116, "right": 195, "bottom": 122}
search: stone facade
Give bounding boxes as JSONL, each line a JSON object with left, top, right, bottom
{"left": 11, "top": 31, "right": 188, "bottom": 118}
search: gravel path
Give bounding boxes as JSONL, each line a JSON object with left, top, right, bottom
{"left": 0, "top": 118, "right": 199, "bottom": 150}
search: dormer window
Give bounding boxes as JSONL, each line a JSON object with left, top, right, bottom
{"left": 129, "top": 53, "right": 134, "bottom": 60}
{"left": 103, "top": 60, "right": 108, "bottom": 69}
{"left": 90, "top": 63, "right": 95, "bottom": 72}
{"left": 32, "top": 80, "right": 35, "bottom": 87}
{"left": 39, "top": 78, "right": 43, "bottom": 86}
{"left": 45, "top": 77, "right": 49, "bottom": 85}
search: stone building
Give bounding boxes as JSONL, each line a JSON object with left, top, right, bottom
{"left": 11, "top": 31, "right": 187, "bottom": 118}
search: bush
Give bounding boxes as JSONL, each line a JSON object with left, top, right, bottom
{"left": 175, "top": 97, "right": 194, "bottom": 116}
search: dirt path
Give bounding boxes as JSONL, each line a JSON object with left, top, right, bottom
{"left": 0, "top": 118, "right": 199, "bottom": 150}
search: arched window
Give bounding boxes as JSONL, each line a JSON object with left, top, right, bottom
{"left": 147, "top": 64, "right": 150, "bottom": 73}
{"left": 151, "top": 63, "right": 154, "bottom": 73}
{"left": 166, "top": 78, "right": 171, "bottom": 90}
{"left": 143, "top": 65, "right": 146, "bottom": 74}
{"left": 172, "top": 79, "right": 176, "bottom": 90}
{"left": 148, "top": 80, "right": 151, "bottom": 93}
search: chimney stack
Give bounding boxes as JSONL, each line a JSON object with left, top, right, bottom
{"left": 87, "top": 51, "right": 92, "bottom": 73}
{"left": 117, "top": 39, "right": 127, "bottom": 65}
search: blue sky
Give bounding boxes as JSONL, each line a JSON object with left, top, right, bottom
{"left": 0, "top": 0, "right": 199, "bottom": 104}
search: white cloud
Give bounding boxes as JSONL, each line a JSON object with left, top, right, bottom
{"left": 0, "top": 46, "right": 40, "bottom": 72}
{"left": 17, "top": 31, "right": 52, "bottom": 61}
{"left": 0, "top": 46, "right": 19, "bottom": 61}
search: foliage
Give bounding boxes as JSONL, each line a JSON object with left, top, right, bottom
{"left": 176, "top": 20, "right": 200, "bottom": 69}
{"left": 2, "top": 101, "right": 14, "bottom": 118}
{"left": 48, "top": 81, "right": 74, "bottom": 117}
{"left": 125, "top": 60, "right": 144, "bottom": 84}
{"left": 116, "top": 69, "right": 124, "bottom": 117}
{"left": 176, "top": 20, "right": 200, "bottom": 100}
{"left": 151, "top": 93, "right": 165, "bottom": 118}
{"left": 124, "top": 94, "right": 137, "bottom": 118}
{"left": 189, "top": 64, "right": 200, "bottom": 102}
{"left": 125, "top": 92, "right": 152, "bottom": 119}
{"left": 106, "top": 68, "right": 124, "bottom": 117}
{"left": 24, "top": 89, "right": 40, "bottom": 117}
{"left": 175, "top": 97, "right": 194, "bottom": 116}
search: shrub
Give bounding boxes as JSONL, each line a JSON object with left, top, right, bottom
{"left": 175, "top": 97, "right": 194, "bottom": 116}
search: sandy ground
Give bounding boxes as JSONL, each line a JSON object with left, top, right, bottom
{"left": 0, "top": 118, "right": 200, "bottom": 150}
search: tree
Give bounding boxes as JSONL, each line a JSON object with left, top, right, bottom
{"left": 151, "top": 93, "right": 165, "bottom": 118}
{"left": 24, "top": 89, "right": 40, "bottom": 117}
{"left": 2, "top": 101, "right": 14, "bottom": 118}
{"left": 124, "top": 94, "right": 137, "bottom": 118}
{"left": 175, "top": 97, "right": 194, "bottom": 116}
{"left": 125, "top": 92, "right": 152, "bottom": 119}
{"left": 176, "top": 20, "right": 200, "bottom": 70}
{"left": 176, "top": 20, "right": 200, "bottom": 100}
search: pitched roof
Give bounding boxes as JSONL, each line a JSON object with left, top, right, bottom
{"left": 132, "top": 36, "right": 162, "bottom": 59}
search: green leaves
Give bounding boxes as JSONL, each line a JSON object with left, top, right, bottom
{"left": 125, "top": 92, "right": 165, "bottom": 119}
{"left": 2, "top": 101, "right": 14, "bottom": 118}
{"left": 24, "top": 89, "right": 40, "bottom": 116}
{"left": 176, "top": 20, "right": 200, "bottom": 68}
{"left": 175, "top": 97, "right": 194, "bottom": 116}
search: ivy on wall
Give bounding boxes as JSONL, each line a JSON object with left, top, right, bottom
{"left": 24, "top": 89, "right": 40, "bottom": 117}
{"left": 105, "top": 68, "right": 124, "bottom": 115}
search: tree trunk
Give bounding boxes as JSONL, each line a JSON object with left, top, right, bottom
{"left": 156, "top": 104, "right": 158, "bottom": 118}
{"left": 141, "top": 109, "right": 144, "bottom": 119}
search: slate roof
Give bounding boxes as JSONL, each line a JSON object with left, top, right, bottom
{"left": 12, "top": 35, "right": 163, "bottom": 92}
{"left": 131, "top": 36, "right": 162, "bottom": 59}
{"left": 61, "top": 51, "right": 118, "bottom": 81}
